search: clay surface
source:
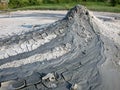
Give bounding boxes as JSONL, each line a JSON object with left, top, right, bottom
{"left": 0, "top": 5, "right": 120, "bottom": 90}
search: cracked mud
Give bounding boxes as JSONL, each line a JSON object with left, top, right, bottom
{"left": 0, "top": 5, "right": 120, "bottom": 90}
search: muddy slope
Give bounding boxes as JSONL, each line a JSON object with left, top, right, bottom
{"left": 0, "top": 5, "right": 119, "bottom": 90}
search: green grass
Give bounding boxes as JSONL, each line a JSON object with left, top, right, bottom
{"left": 2, "top": 2, "right": 120, "bottom": 13}
{"left": 82, "top": 2, "right": 120, "bottom": 13}
{"left": 15, "top": 3, "right": 77, "bottom": 10}
{"left": 87, "top": 5, "right": 120, "bottom": 13}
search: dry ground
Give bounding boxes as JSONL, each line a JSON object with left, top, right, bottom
{"left": 0, "top": 10, "right": 120, "bottom": 90}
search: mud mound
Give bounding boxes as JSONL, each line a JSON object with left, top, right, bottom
{"left": 0, "top": 5, "right": 120, "bottom": 90}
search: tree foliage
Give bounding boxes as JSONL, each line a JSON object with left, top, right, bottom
{"left": 8, "top": 0, "right": 119, "bottom": 8}
{"left": 110, "top": 0, "right": 117, "bottom": 6}
{"left": 9, "top": 0, "right": 29, "bottom": 8}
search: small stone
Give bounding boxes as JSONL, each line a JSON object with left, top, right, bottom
{"left": 70, "top": 83, "right": 78, "bottom": 90}
{"left": 65, "top": 43, "right": 71, "bottom": 50}
{"left": 41, "top": 33, "right": 47, "bottom": 38}
{"left": 59, "top": 29, "right": 64, "bottom": 34}
{"left": 55, "top": 47, "right": 60, "bottom": 51}
{"left": 42, "top": 73, "right": 56, "bottom": 82}
{"left": 42, "top": 73, "right": 58, "bottom": 89}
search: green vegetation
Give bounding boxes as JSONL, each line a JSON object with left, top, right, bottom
{"left": 0, "top": 0, "right": 120, "bottom": 12}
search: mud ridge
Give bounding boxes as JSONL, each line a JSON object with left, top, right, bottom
{"left": 1, "top": 5, "right": 119, "bottom": 90}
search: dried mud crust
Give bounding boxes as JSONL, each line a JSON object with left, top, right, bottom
{"left": 0, "top": 5, "right": 106, "bottom": 90}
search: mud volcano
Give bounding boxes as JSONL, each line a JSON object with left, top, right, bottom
{"left": 0, "top": 5, "right": 120, "bottom": 90}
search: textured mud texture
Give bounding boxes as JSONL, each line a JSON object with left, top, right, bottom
{"left": 0, "top": 5, "right": 120, "bottom": 90}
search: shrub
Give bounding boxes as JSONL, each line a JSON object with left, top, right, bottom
{"left": 42, "top": 0, "right": 76, "bottom": 4}
{"left": 28, "top": 0, "right": 40, "bottom": 5}
{"left": 110, "top": 0, "right": 117, "bottom": 6}
{"left": 9, "top": 0, "right": 29, "bottom": 8}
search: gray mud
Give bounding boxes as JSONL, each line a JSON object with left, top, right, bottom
{"left": 0, "top": 5, "right": 120, "bottom": 90}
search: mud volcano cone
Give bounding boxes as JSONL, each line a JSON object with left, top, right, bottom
{"left": 0, "top": 5, "right": 105, "bottom": 90}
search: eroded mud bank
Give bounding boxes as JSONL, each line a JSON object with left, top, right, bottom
{"left": 0, "top": 5, "right": 120, "bottom": 90}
